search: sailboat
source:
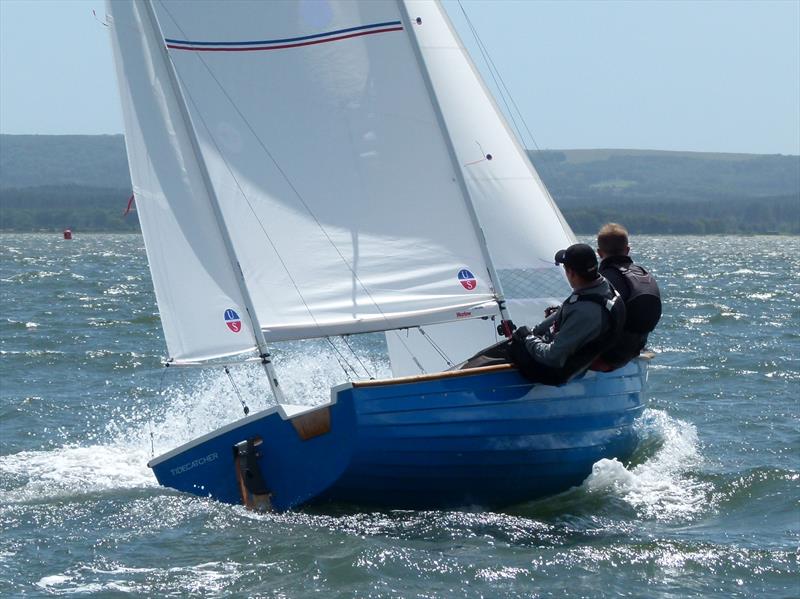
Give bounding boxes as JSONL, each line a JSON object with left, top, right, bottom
{"left": 107, "top": 0, "right": 649, "bottom": 511}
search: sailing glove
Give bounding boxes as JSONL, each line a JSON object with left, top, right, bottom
{"left": 512, "top": 326, "right": 532, "bottom": 342}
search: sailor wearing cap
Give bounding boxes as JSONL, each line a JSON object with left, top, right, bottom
{"left": 509, "top": 243, "right": 626, "bottom": 385}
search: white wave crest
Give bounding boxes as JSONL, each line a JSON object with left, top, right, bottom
{"left": 0, "top": 444, "right": 156, "bottom": 503}
{"left": 583, "top": 408, "right": 712, "bottom": 520}
{"left": 1, "top": 345, "right": 389, "bottom": 504}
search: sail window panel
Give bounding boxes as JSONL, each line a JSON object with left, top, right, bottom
{"left": 108, "top": 0, "right": 257, "bottom": 362}
{"left": 154, "top": 0, "right": 498, "bottom": 337}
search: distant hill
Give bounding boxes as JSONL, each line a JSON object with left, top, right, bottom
{"left": 527, "top": 149, "right": 799, "bottom": 234}
{"left": 528, "top": 149, "right": 798, "bottom": 202}
{"left": 0, "top": 134, "right": 130, "bottom": 189}
{"left": 0, "top": 134, "right": 797, "bottom": 233}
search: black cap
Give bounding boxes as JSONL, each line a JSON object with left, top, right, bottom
{"left": 554, "top": 243, "right": 598, "bottom": 276}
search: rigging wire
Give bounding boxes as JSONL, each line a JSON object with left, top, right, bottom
{"left": 341, "top": 334, "right": 376, "bottom": 380}
{"left": 224, "top": 366, "right": 250, "bottom": 416}
{"left": 455, "top": 0, "right": 562, "bottom": 186}
{"left": 325, "top": 337, "right": 360, "bottom": 380}
{"left": 456, "top": 1, "right": 526, "bottom": 149}
{"left": 391, "top": 329, "right": 427, "bottom": 375}
{"left": 149, "top": 365, "right": 171, "bottom": 458}
{"left": 148, "top": 419, "right": 155, "bottom": 459}
{"left": 417, "top": 327, "right": 454, "bottom": 368}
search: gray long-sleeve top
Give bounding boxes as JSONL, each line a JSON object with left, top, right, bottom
{"left": 524, "top": 277, "right": 613, "bottom": 368}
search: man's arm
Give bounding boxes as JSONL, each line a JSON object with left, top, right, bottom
{"left": 524, "top": 304, "right": 602, "bottom": 368}
{"left": 531, "top": 310, "right": 559, "bottom": 336}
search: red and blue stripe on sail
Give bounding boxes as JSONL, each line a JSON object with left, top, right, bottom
{"left": 165, "top": 21, "right": 403, "bottom": 52}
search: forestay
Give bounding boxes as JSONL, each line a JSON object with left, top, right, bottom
{"left": 387, "top": 1, "right": 576, "bottom": 375}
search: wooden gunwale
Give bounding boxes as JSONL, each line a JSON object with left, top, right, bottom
{"left": 351, "top": 352, "right": 655, "bottom": 388}
{"left": 352, "top": 364, "right": 514, "bottom": 388}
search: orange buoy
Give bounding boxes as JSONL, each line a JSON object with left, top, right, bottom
{"left": 63, "top": 229, "right": 72, "bottom": 240}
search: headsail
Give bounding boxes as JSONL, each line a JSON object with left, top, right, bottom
{"left": 387, "top": 1, "right": 576, "bottom": 375}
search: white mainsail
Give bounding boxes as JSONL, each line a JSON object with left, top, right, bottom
{"left": 386, "top": 1, "right": 576, "bottom": 375}
{"left": 151, "top": 0, "right": 505, "bottom": 344}
{"left": 109, "top": 0, "right": 515, "bottom": 363}
{"left": 108, "top": 0, "right": 257, "bottom": 362}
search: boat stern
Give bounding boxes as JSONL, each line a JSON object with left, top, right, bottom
{"left": 148, "top": 398, "right": 356, "bottom": 511}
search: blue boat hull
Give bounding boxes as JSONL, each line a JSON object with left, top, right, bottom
{"left": 149, "top": 360, "right": 647, "bottom": 511}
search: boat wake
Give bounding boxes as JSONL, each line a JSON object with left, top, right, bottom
{"left": 581, "top": 408, "right": 712, "bottom": 520}
{"left": 0, "top": 444, "right": 155, "bottom": 504}
{"left": 0, "top": 348, "right": 379, "bottom": 505}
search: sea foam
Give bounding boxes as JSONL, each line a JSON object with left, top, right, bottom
{"left": 583, "top": 409, "right": 712, "bottom": 520}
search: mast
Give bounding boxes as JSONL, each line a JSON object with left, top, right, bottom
{"left": 141, "top": 1, "right": 286, "bottom": 402}
{"left": 395, "top": 0, "right": 513, "bottom": 335}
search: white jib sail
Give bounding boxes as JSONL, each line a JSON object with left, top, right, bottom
{"left": 387, "top": 1, "right": 577, "bottom": 376}
{"left": 146, "top": 0, "right": 502, "bottom": 343}
{"left": 107, "top": 0, "right": 258, "bottom": 363}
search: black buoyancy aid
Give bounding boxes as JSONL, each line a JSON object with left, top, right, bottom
{"left": 511, "top": 290, "right": 626, "bottom": 386}
{"left": 610, "top": 264, "right": 662, "bottom": 334}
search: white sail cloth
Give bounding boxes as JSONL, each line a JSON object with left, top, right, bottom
{"left": 109, "top": 0, "right": 507, "bottom": 362}
{"left": 108, "top": 0, "right": 257, "bottom": 362}
{"left": 387, "top": 1, "right": 576, "bottom": 376}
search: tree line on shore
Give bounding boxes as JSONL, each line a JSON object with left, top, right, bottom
{"left": 1, "top": 136, "right": 797, "bottom": 234}
{"left": 2, "top": 185, "right": 795, "bottom": 235}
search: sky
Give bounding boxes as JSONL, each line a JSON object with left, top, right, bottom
{"left": 0, "top": 0, "right": 798, "bottom": 155}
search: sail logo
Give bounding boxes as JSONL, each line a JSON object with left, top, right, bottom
{"left": 224, "top": 309, "right": 242, "bottom": 333}
{"left": 457, "top": 269, "right": 478, "bottom": 291}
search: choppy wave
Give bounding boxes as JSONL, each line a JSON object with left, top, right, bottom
{"left": 0, "top": 445, "right": 155, "bottom": 504}
{"left": 2, "top": 233, "right": 798, "bottom": 597}
{"left": 582, "top": 409, "right": 712, "bottom": 521}
{"left": 1, "top": 386, "right": 706, "bottom": 529}
{"left": 0, "top": 346, "right": 388, "bottom": 505}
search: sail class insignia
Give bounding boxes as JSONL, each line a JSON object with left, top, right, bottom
{"left": 224, "top": 309, "right": 242, "bottom": 333}
{"left": 458, "top": 269, "right": 478, "bottom": 290}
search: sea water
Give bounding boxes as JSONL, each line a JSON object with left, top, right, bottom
{"left": 1, "top": 234, "right": 797, "bottom": 598}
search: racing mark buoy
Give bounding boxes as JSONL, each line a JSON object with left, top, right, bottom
{"left": 63, "top": 229, "right": 73, "bottom": 240}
